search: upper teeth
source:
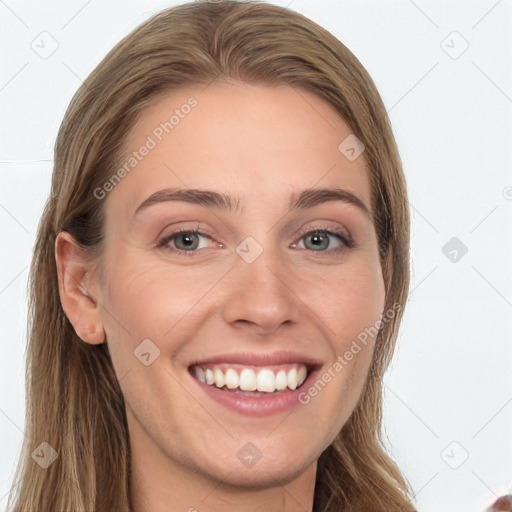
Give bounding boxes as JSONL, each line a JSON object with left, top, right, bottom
{"left": 192, "top": 364, "right": 308, "bottom": 393}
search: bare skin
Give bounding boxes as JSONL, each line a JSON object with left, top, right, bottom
{"left": 56, "top": 81, "right": 386, "bottom": 512}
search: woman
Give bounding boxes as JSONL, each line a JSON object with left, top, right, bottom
{"left": 7, "top": 1, "right": 418, "bottom": 511}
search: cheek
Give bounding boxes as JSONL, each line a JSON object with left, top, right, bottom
{"left": 293, "top": 256, "right": 385, "bottom": 431}
{"left": 97, "top": 249, "right": 228, "bottom": 366}
{"left": 298, "top": 253, "right": 386, "bottom": 344}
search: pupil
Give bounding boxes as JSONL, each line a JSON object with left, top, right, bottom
{"left": 309, "top": 232, "right": 327, "bottom": 250}
{"left": 178, "top": 233, "right": 197, "bottom": 250}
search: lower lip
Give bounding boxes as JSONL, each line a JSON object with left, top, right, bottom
{"left": 188, "top": 368, "right": 318, "bottom": 417}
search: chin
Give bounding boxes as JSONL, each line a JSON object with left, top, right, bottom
{"left": 190, "top": 448, "right": 317, "bottom": 489}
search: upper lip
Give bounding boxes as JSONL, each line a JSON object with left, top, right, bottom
{"left": 188, "top": 350, "right": 323, "bottom": 370}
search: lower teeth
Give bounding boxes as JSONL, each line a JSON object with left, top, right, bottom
{"left": 212, "top": 384, "right": 305, "bottom": 395}
{"left": 219, "top": 387, "right": 282, "bottom": 396}
{"left": 233, "top": 389, "right": 279, "bottom": 396}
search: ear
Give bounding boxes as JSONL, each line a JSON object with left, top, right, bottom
{"left": 55, "top": 231, "right": 105, "bottom": 345}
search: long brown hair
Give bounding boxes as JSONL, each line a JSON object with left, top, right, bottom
{"left": 6, "top": 1, "right": 414, "bottom": 511}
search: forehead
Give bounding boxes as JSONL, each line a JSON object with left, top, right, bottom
{"left": 108, "top": 82, "right": 372, "bottom": 218}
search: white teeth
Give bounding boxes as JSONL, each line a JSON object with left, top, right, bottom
{"left": 224, "top": 368, "right": 239, "bottom": 389}
{"left": 214, "top": 368, "right": 225, "bottom": 388}
{"left": 256, "top": 369, "right": 275, "bottom": 392}
{"left": 194, "top": 366, "right": 206, "bottom": 383}
{"left": 239, "top": 368, "right": 257, "bottom": 391}
{"left": 192, "top": 364, "right": 309, "bottom": 393}
{"left": 287, "top": 368, "right": 298, "bottom": 390}
{"left": 275, "top": 369, "right": 288, "bottom": 390}
{"left": 297, "top": 365, "right": 307, "bottom": 386}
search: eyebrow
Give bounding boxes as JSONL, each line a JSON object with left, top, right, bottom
{"left": 133, "top": 187, "right": 372, "bottom": 219}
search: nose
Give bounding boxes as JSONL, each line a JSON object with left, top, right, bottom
{"left": 221, "top": 246, "right": 302, "bottom": 336}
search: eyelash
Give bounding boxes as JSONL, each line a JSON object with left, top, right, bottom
{"left": 156, "top": 226, "right": 355, "bottom": 257}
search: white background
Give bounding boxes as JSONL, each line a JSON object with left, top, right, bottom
{"left": 1, "top": 1, "right": 511, "bottom": 511}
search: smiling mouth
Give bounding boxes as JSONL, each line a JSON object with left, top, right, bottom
{"left": 189, "top": 363, "right": 310, "bottom": 395}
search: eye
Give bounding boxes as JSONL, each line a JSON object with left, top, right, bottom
{"left": 291, "top": 228, "right": 353, "bottom": 253}
{"left": 157, "top": 228, "right": 218, "bottom": 255}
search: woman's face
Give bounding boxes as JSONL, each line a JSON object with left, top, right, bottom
{"left": 93, "top": 82, "right": 385, "bottom": 489}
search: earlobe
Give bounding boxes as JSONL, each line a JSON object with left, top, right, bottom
{"left": 55, "top": 231, "right": 105, "bottom": 345}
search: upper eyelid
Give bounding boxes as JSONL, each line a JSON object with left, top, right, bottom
{"left": 157, "top": 218, "right": 352, "bottom": 240}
